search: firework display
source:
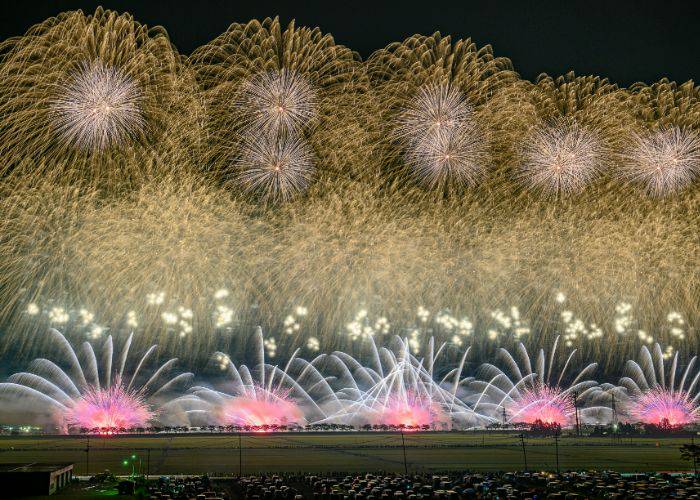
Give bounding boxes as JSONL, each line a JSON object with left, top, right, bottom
{"left": 469, "top": 337, "right": 609, "bottom": 426}
{"left": 0, "top": 7, "right": 202, "bottom": 189}
{"left": 169, "top": 328, "right": 332, "bottom": 428}
{"left": 319, "top": 336, "right": 490, "bottom": 429}
{"left": 0, "top": 9, "right": 698, "bottom": 432}
{"left": 617, "top": 343, "right": 700, "bottom": 425}
{"left": 0, "top": 329, "right": 192, "bottom": 431}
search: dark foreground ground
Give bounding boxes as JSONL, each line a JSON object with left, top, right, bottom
{"left": 0, "top": 432, "right": 695, "bottom": 475}
{"left": 21, "top": 471, "right": 700, "bottom": 499}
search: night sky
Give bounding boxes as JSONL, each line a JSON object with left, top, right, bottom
{"left": 1, "top": 0, "right": 698, "bottom": 87}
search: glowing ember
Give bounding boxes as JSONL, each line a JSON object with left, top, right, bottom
{"left": 628, "top": 387, "right": 698, "bottom": 426}
{"left": 63, "top": 382, "right": 153, "bottom": 429}
{"left": 509, "top": 384, "right": 574, "bottom": 425}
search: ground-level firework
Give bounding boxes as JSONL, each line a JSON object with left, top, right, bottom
{"left": 470, "top": 337, "right": 610, "bottom": 426}
{"left": 169, "top": 328, "right": 333, "bottom": 428}
{"left": 618, "top": 344, "right": 700, "bottom": 425}
{"left": 319, "top": 337, "right": 493, "bottom": 429}
{"left": 0, "top": 329, "right": 192, "bottom": 431}
{"left": 1, "top": 327, "right": 700, "bottom": 430}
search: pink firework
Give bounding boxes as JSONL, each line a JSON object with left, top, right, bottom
{"left": 327, "top": 336, "right": 490, "bottom": 429}
{"left": 621, "top": 344, "right": 700, "bottom": 426}
{"left": 177, "top": 330, "right": 326, "bottom": 429}
{"left": 0, "top": 330, "right": 193, "bottom": 433}
{"left": 473, "top": 337, "right": 605, "bottom": 427}
{"left": 628, "top": 387, "right": 698, "bottom": 426}
{"left": 217, "top": 391, "right": 305, "bottom": 427}
{"left": 509, "top": 384, "right": 574, "bottom": 426}
{"left": 374, "top": 395, "right": 443, "bottom": 428}
{"left": 63, "top": 382, "right": 153, "bottom": 429}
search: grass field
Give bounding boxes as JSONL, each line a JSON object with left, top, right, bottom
{"left": 0, "top": 432, "right": 694, "bottom": 475}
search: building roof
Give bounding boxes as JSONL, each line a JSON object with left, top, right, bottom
{"left": 0, "top": 463, "right": 73, "bottom": 473}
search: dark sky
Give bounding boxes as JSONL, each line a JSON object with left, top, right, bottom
{"left": 1, "top": 0, "right": 698, "bottom": 86}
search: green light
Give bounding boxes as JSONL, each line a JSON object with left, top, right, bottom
{"left": 131, "top": 454, "right": 136, "bottom": 460}
{"left": 122, "top": 460, "right": 128, "bottom": 466}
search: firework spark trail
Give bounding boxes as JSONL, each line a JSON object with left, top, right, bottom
{"left": 0, "top": 11, "right": 697, "bottom": 371}
{"left": 392, "top": 84, "right": 489, "bottom": 188}
{"left": 368, "top": 33, "right": 521, "bottom": 190}
{"left": 1, "top": 170, "right": 697, "bottom": 366}
{"left": 395, "top": 85, "right": 483, "bottom": 187}
{"left": 618, "top": 343, "right": 700, "bottom": 425}
{"left": 393, "top": 83, "right": 474, "bottom": 144}
{"left": 63, "top": 380, "right": 153, "bottom": 429}
{"left": 504, "top": 384, "right": 575, "bottom": 426}
{"left": 404, "top": 125, "right": 489, "bottom": 188}
{"left": 622, "top": 127, "right": 700, "bottom": 197}
{"left": 0, "top": 329, "right": 193, "bottom": 431}
{"left": 169, "top": 328, "right": 337, "bottom": 427}
{"left": 190, "top": 16, "right": 373, "bottom": 181}
{"left": 0, "top": 7, "right": 201, "bottom": 188}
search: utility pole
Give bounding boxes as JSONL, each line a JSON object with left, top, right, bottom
{"left": 611, "top": 393, "right": 617, "bottom": 445}
{"left": 85, "top": 435, "right": 90, "bottom": 477}
{"left": 401, "top": 430, "right": 408, "bottom": 476}
{"left": 573, "top": 391, "right": 580, "bottom": 437}
{"left": 520, "top": 434, "right": 528, "bottom": 472}
{"left": 146, "top": 448, "right": 150, "bottom": 479}
{"left": 554, "top": 434, "right": 560, "bottom": 474}
{"left": 238, "top": 432, "right": 243, "bottom": 477}
{"left": 502, "top": 405, "right": 507, "bottom": 426}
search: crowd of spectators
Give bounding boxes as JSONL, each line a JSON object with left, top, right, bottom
{"left": 229, "top": 471, "right": 699, "bottom": 499}
{"left": 145, "top": 475, "right": 227, "bottom": 499}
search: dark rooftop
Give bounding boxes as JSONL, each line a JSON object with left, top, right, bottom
{"left": 0, "top": 463, "right": 73, "bottom": 473}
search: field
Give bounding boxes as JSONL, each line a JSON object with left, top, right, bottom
{"left": 0, "top": 432, "right": 694, "bottom": 475}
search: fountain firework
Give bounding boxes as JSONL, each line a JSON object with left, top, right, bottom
{"left": 170, "top": 328, "right": 338, "bottom": 428}
{"left": 0, "top": 329, "right": 193, "bottom": 431}
{"left": 318, "top": 336, "right": 493, "bottom": 429}
{"left": 470, "top": 337, "right": 609, "bottom": 426}
{"left": 619, "top": 343, "right": 700, "bottom": 425}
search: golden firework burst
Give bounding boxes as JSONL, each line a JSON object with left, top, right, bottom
{"left": 0, "top": 7, "right": 202, "bottom": 191}
{"left": 189, "top": 17, "right": 376, "bottom": 201}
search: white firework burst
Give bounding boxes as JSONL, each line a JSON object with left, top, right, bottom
{"left": 51, "top": 60, "right": 145, "bottom": 151}
{"left": 394, "top": 83, "right": 473, "bottom": 143}
{"left": 621, "top": 127, "right": 700, "bottom": 197}
{"left": 406, "top": 125, "right": 488, "bottom": 188}
{"left": 235, "top": 68, "right": 317, "bottom": 136}
{"left": 233, "top": 132, "right": 316, "bottom": 202}
{"left": 517, "top": 120, "right": 607, "bottom": 197}
{"left": 394, "top": 83, "right": 488, "bottom": 188}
